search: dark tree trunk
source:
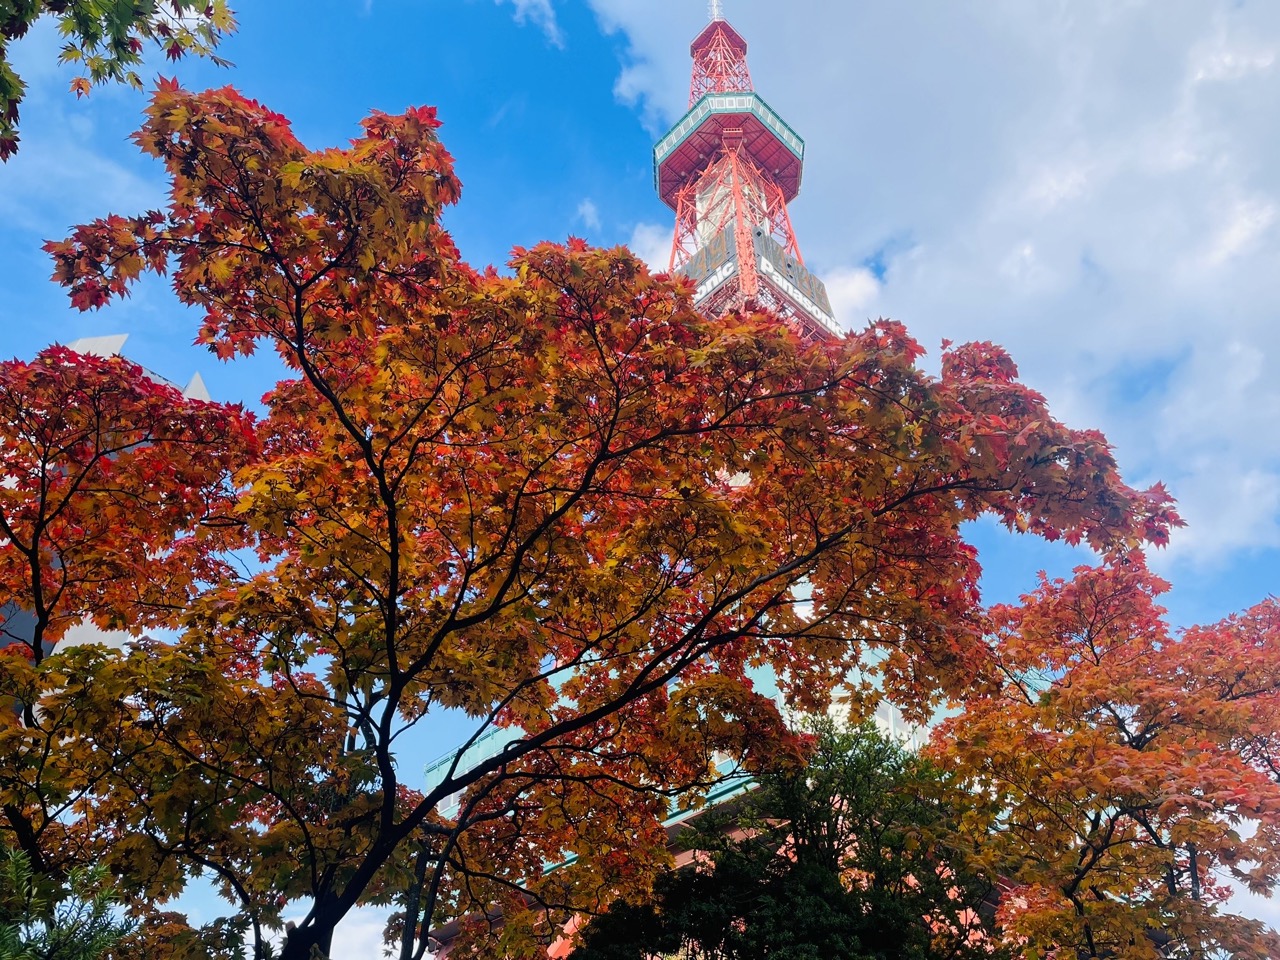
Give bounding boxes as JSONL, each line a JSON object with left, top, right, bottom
{"left": 399, "top": 843, "right": 430, "bottom": 960}
{"left": 280, "top": 903, "right": 338, "bottom": 960}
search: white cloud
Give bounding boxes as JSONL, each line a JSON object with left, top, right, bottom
{"left": 1190, "top": 37, "right": 1276, "bottom": 85}
{"left": 1022, "top": 160, "right": 1093, "bottom": 212}
{"left": 576, "top": 198, "right": 602, "bottom": 231}
{"left": 496, "top": 0, "right": 564, "bottom": 48}
{"left": 1228, "top": 883, "right": 1280, "bottom": 931}
{"left": 824, "top": 265, "right": 880, "bottom": 327}
{"left": 1203, "top": 196, "right": 1276, "bottom": 266}
{"left": 589, "top": 1, "right": 679, "bottom": 132}
{"left": 0, "top": 136, "right": 162, "bottom": 231}
{"left": 588, "top": 0, "right": 1280, "bottom": 567}
{"left": 276, "top": 906, "right": 391, "bottom": 958}
{"left": 627, "top": 221, "right": 672, "bottom": 271}
{"left": 333, "top": 908, "right": 393, "bottom": 957}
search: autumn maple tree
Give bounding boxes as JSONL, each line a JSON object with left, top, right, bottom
{"left": 14, "top": 81, "right": 1181, "bottom": 959}
{"left": 933, "top": 560, "right": 1280, "bottom": 960}
{"left": 0, "top": 345, "right": 253, "bottom": 908}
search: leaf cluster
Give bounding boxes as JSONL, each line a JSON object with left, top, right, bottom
{"left": 0, "top": 0, "right": 235, "bottom": 159}
{"left": 0, "top": 845, "right": 133, "bottom": 960}
{"left": 0, "top": 345, "right": 256, "bottom": 662}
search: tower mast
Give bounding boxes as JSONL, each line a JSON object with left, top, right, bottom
{"left": 653, "top": 12, "right": 838, "bottom": 339}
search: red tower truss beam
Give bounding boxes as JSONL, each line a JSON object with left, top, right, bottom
{"left": 668, "top": 146, "right": 804, "bottom": 274}
{"left": 689, "top": 21, "right": 753, "bottom": 104}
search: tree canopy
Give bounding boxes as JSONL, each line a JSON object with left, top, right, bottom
{"left": 933, "top": 560, "right": 1280, "bottom": 959}
{"left": 0, "top": 81, "right": 1185, "bottom": 959}
{"left": 570, "top": 721, "right": 1006, "bottom": 960}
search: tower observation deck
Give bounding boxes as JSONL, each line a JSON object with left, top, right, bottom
{"left": 655, "top": 11, "right": 840, "bottom": 339}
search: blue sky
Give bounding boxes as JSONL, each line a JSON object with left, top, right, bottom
{"left": 2, "top": 0, "right": 1279, "bottom": 947}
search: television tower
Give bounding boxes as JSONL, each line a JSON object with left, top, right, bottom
{"left": 654, "top": 6, "right": 839, "bottom": 339}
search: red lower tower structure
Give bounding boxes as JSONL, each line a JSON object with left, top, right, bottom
{"left": 655, "top": 10, "right": 839, "bottom": 339}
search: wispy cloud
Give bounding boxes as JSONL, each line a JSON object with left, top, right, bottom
{"left": 823, "top": 266, "right": 880, "bottom": 326}
{"left": 627, "top": 222, "right": 671, "bottom": 271}
{"left": 576, "top": 198, "right": 602, "bottom": 231}
{"left": 1203, "top": 196, "right": 1276, "bottom": 266}
{"left": 0, "top": 136, "right": 162, "bottom": 232}
{"left": 496, "top": 0, "right": 564, "bottom": 48}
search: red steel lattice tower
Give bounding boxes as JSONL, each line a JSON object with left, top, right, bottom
{"left": 654, "top": 9, "right": 839, "bottom": 339}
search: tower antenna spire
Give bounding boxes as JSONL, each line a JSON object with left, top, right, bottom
{"left": 709, "top": 0, "right": 723, "bottom": 21}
